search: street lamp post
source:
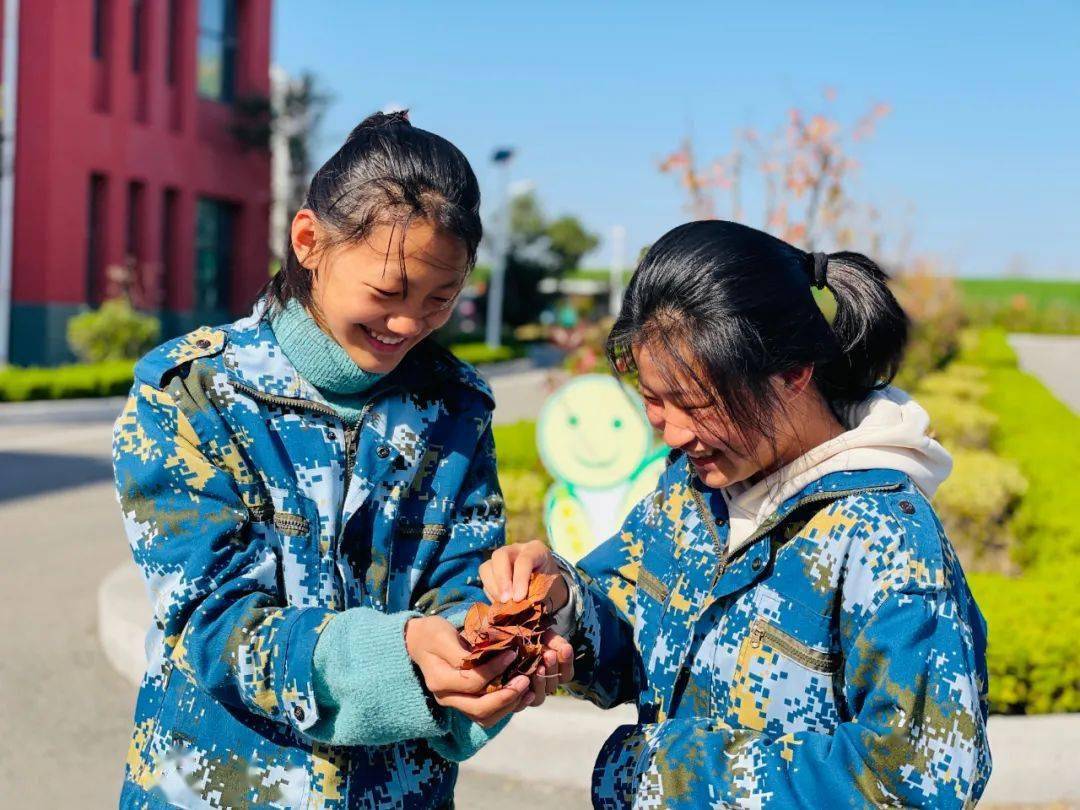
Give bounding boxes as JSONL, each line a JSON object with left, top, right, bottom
{"left": 609, "top": 224, "right": 626, "bottom": 316}
{"left": 485, "top": 147, "right": 514, "bottom": 350}
{"left": 0, "top": 0, "right": 20, "bottom": 366}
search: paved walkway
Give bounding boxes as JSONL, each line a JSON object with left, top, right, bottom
{"left": 1009, "top": 333, "right": 1080, "bottom": 413}
{"left": 0, "top": 403, "right": 134, "bottom": 806}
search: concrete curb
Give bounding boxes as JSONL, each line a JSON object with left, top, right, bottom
{"left": 97, "top": 562, "right": 1080, "bottom": 805}
{"left": 97, "top": 563, "right": 150, "bottom": 688}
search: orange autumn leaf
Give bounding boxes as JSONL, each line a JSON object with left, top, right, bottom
{"left": 459, "top": 572, "right": 560, "bottom": 691}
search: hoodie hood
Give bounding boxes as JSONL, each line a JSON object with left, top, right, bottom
{"left": 721, "top": 386, "right": 953, "bottom": 552}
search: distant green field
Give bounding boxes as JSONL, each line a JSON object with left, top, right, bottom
{"left": 562, "top": 274, "right": 1080, "bottom": 309}
{"left": 958, "top": 278, "right": 1080, "bottom": 309}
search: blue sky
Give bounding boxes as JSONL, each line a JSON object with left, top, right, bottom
{"left": 272, "top": 2, "right": 1079, "bottom": 277}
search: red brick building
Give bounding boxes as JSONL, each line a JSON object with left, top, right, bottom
{"left": 1, "top": 0, "right": 271, "bottom": 365}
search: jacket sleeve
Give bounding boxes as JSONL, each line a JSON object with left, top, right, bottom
{"left": 591, "top": 584, "right": 992, "bottom": 809}
{"left": 113, "top": 380, "right": 333, "bottom": 736}
{"left": 414, "top": 418, "right": 506, "bottom": 625}
{"left": 416, "top": 416, "right": 512, "bottom": 761}
{"left": 557, "top": 498, "right": 651, "bottom": 710}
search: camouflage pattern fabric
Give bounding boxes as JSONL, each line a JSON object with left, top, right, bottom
{"left": 113, "top": 309, "right": 503, "bottom": 809}
{"left": 562, "top": 457, "right": 991, "bottom": 808}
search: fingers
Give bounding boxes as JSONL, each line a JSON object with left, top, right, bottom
{"left": 513, "top": 540, "right": 554, "bottom": 600}
{"left": 513, "top": 688, "right": 536, "bottom": 713}
{"left": 426, "top": 650, "right": 515, "bottom": 696}
{"left": 483, "top": 541, "right": 560, "bottom": 605}
{"left": 532, "top": 667, "right": 548, "bottom": 707}
{"left": 478, "top": 560, "right": 496, "bottom": 603}
{"left": 440, "top": 675, "right": 531, "bottom": 728}
{"left": 543, "top": 631, "right": 576, "bottom": 685}
{"left": 490, "top": 547, "right": 516, "bottom": 602}
{"left": 512, "top": 554, "right": 535, "bottom": 602}
{"left": 542, "top": 651, "right": 559, "bottom": 696}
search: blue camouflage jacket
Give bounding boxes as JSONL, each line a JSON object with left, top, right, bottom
{"left": 112, "top": 309, "right": 504, "bottom": 809}
{"left": 561, "top": 455, "right": 991, "bottom": 808}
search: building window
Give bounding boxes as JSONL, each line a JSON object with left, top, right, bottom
{"left": 166, "top": 0, "right": 180, "bottom": 84}
{"left": 92, "top": 0, "right": 107, "bottom": 60}
{"left": 161, "top": 189, "right": 179, "bottom": 308}
{"left": 126, "top": 181, "right": 145, "bottom": 261}
{"left": 131, "top": 0, "right": 145, "bottom": 72}
{"left": 197, "top": 0, "right": 238, "bottom": 102}
{"left": 195, "top": 198, "right": 237, "bottom": 315}
{"left": 86, "top": 174, "right": 108, "bottom": 305}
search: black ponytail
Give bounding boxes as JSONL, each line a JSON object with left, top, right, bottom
{"left": 813, "top": 251, "right": 909, "bottom": 403}
{"left": 607, "top": 220, "right": 910, "bottom": 443}
{"left": 263, "top": 109, "right": 482, "bottom": 315}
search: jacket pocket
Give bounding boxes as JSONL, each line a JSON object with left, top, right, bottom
{"left": 727, "top": 615, "right": 842, "bottom": 736}
{"left": 267, "top": 502, "right": 329, "bottom": 608}
{"left": 637, "top": 568, "right": 669, "bottom": 604}
{"left": 746, "top": 617, "right": 839, "bottom": 673}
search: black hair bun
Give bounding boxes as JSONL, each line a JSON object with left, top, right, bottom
{"left": 356, "top": 110, "right": 411, "bottom": 130}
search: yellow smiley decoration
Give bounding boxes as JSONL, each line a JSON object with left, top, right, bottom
{"left": 537, "top": 374, "right": 667, "bottom": 561}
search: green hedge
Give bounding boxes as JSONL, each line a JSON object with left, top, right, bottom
{"left": 448, "top": 341, "right": 526, "bottom": 366}
{"left": 959, "top": 329, "right": 1080, "bottom": 713}
{"left": 0, "top": 360, "right": 135, "bottom": 402}
{"left": 492, "top": 420, "right": 543, "bottom": 472}
{"left": 492, "top": 420, "right": 551, "bottom": 545}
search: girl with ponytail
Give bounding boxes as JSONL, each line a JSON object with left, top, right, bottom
{"left": 482, "top": 220, "right": 992, "bottom": 807}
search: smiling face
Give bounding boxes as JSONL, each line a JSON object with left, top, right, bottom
{"left": 292, "top": 213, "right": 468, "bottom": 374}
{"left": 537, "top": 375, "right": 652, "bottom": 489}
{"left": 634, "top": 341, "right": 777, "bottom": 489}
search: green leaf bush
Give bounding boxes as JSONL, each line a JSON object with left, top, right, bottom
{"left": 0, "top": 360, "right": 135, "bottom": 401}
{"left": 66, "top": 298, "right": 160, "bottom": 363}
{"left": 448, "top": 341, "right": 525, "bottom": 366}
{"left": 934, "top": 449, "right": 1026, "bottom": 571}
{"left": 955, "top": 329, "right": 1080, "bottom": 713}
{"left": 919, "top": 394, "right": 998, "bottom": 450}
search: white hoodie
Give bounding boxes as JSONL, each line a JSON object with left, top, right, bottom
{"left": 721, "top": 386, "right": 953, "bottom": 553}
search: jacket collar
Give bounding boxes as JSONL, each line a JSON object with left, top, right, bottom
{"left": 222, "top": 306, "right": 494, "bottom": 409}
{"left": 682, "top": 454, "right": 908, "bottom": 558}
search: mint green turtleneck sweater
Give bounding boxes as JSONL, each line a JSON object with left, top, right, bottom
{"left": 268, "top": 299, "right": 506, "bottom": 757}
{"left": 269, "top": 299, "right": 384, "bottom": 422}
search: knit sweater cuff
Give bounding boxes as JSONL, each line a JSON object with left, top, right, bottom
{"left": 308, "top": 608, "right": 447, "bottom": 747}
{"left": 428, "top": 710, "right": 510, "bottom": 763}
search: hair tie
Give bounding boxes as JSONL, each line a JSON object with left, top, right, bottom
{"left": 809, "top": 252, "right": 829, "bottom": 290}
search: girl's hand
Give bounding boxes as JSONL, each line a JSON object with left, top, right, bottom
{"left": 405, "top": 615, "right": 532, "bottom": 727}
{"left": 479, "top": 540, "right": 569, "bottom": 610}
{"left": 514, "top": 629, "right": 575, "bottom": 711}
{"left": 479, "top": 541, "right": 576, "bottom": 706}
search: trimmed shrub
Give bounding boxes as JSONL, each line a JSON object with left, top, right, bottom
{"left": 915, "top": 364, "right": 988, "bottom": 402}
{"left": 918, "top": 394, "right": 998, "bottom": 450}
{"left": 448, "top": 341, "right": 525, "bottom": 366}
{"left": 972, "top": 567, "right": 1080, "bottom": 714}
{"left": 0, "top": 360, "right": 135, "bottom": 401}
{"left": 493, "top": 420, "right": 543, "bottom": 472}
{"left": 956, "top": 329, "right": 1080, "bottom": 713}
{"left": 891, "top": 269, "right": 965, "bottom": 390}
{"left": 934, "top": 449, "right": 1026, "bottom": 572}
{"left": 66, "top": 298, "right": 160, "bottom": 363}
{"left": 499, "top": 468, "right": 549, "bottom": 545}
{"left": 962, "top": 329, "right": 1080, "bottom": 567}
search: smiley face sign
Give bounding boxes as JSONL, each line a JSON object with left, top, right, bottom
{"left": 537, "top": 375, "right": 666, "bottom": 559}
{"left": 537, "top": 375, "right": 652, "bottom": 490}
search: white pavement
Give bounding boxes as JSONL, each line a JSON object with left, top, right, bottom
{"left": 1009, "top": 333, "right": 1080, "bottom": 414}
